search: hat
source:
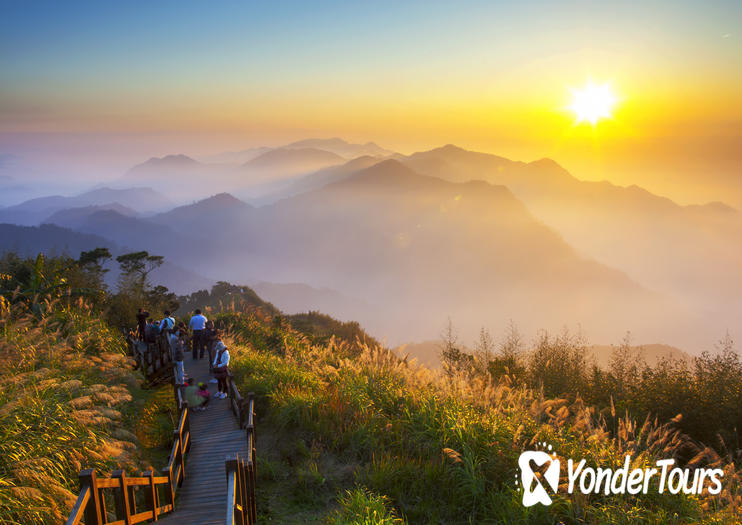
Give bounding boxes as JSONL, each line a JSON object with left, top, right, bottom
{"left": 197, "top": 382, "right": 206, "bottom": 389}
{"left": 215, "top": 341, "right": 227, "bottom": 352}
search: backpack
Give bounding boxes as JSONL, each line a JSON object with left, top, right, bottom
{"left": 214, "top": 348, "right": 229, "bottom": 378}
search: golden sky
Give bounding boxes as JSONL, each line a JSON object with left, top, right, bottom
{"left": 1, "top": 1, "right": 740, "bottom": 205}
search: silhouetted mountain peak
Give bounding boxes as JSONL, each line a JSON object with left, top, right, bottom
{"left": 438, "top": 144, "right": 466, "bottom": 153}
{"left": 43, "top": 203, "right": 138, "bottom": 228}
{"left": 243, "top": 147, "right": 344, "bottom": 168}
{"left": 199, "top": 192, "right": 248, "bottom": 208}
{"left": 126, "top": 155, "right": 202, "bottom": 177}
{"left": 685, "top": 201, "right": 738, "bottom": 214}
{"left": 342, "top": 159, "right": 421, "bottom": 185}
{"left": 527, "top": 158, "right": 565, "bottom": 171}
{"left": 282, "top": 138, "right": 395, "bottom": 159}
{"left": 145, "top": 154, "right": 199, "bottom": 166}
{"left": 287, "top": 137, "right": 348, "bottom": 148}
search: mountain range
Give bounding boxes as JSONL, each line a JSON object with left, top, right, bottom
{"left": 1, "top": 139, "right": 738, "bottom": 351}
{"left": 0, "top": 187, "right": 172, "bottom": 225}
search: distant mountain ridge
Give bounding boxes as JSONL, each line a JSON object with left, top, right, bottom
{"left": 283, "top": 138, "right": 395, "bottom": 158}
{"left": 44, "top": 203, "right": 138, "bottom": 228}
{"left": 0, "top": 187, "right": 173, "bottom": 225}
{"left": 42, "top": 157, "right": 703, "bottom": 346}
{"left": 123, "top": 147, "right": 349, "bottom": 202}
{"left": 2, "top": 140, "right": 737, "bottom": 350}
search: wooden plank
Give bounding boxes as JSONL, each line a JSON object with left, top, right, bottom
{"left": 125, "top": 477, "right": 151, "bottom": 487}
{"left": 96, "top": 478, "right": 120, "bottom": 489}
{"left": 64, "top": 485, "right": 89, "bottom": 525}
{"left": 130, "top": 510, "right": 154, "bottom": 524}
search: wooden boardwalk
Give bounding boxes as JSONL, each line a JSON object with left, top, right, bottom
{"left": 156, "top": 354, "right": 249, "bottom": 524}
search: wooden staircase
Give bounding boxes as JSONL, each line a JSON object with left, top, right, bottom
{"left": 65, "top": 333, "right": 257, "bottom": 525}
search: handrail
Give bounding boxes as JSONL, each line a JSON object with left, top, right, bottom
{"left": 127, "top": 331, "right": 174, "bottom": 386}
{"left": 65, "top": 347, "right": 191, "bottom": 525}
{"left": 66, "top": 329, "right": 261, "bottom": 524}
{"left": 225, "top": 393, "right": 257, "bottom": 525}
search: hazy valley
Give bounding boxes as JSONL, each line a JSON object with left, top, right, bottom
{"left": 1, "top": 138, "right": 739, "bottom": 354}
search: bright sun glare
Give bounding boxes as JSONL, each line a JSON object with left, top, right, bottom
{"left": 568, "top": 81, "right": 617, "bottom": 125}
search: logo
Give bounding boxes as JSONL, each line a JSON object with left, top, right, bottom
{"left": 517, "top": 443, "right": 560, "bottom": 506}
{"left": 516, "top": 443, "right": 725, "bottom": 507}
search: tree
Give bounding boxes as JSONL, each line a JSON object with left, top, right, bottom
{"left": 115, "top": 251, "right": 163, "bottom": 295}
{"left": 439, "top": 318, "right": 473, "bottom": 377}
{"left": 487, "top": 321, "right": 525, "bottom": 382}
{"left": 607, "top": 331, "right": 645, "bottom": 404}
{"left": 527, "top": 328, "right": 588, "bottom": 398}
{"left": 78, "top": 247, "right": 112, "bottom": 293}
{"left": 473, "top": 327, "right": 495, "bottom": 376}
{"left": 147, "top": 285, "right": 179, "bottom": 313}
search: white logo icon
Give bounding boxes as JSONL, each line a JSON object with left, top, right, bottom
{"left": 518, "top": 447, "right": 560, "bottom": 507}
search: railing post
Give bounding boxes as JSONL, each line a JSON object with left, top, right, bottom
{"left": 248, "top": 392, "right": 256, "bottom": 473}
{"left": 241, "top": 457, "right": 250, "bottom": 525}
{"left": 112, "top": 470, "right": 132, "bottom": 525}
{"left": 79, "top": 469, "right": 103, "bottom": 525}
{"left": 174, "top": 383, "right": 181, "bottom": 410}
{"left": 247, "top": 440, "right": 256, "bottom": 523}
{"left": 143, "top": 470, "right": 159, "bottom": 521}
{"left": 161, "top": 466, "right": 175, "bottom": 511}
{"left": 238, "top": 398, "right": 247, "bottom": 429}
{"left": 226, "top": 454, "right": 239, "bottom": 525}
{"left": 183, "top": 407, "right": 191, "bottom": 453}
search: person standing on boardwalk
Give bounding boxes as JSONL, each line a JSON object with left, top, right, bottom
{"left": 212, "top": 341, "right": 230, "bottom": 399}
{"left": 172, "top": 328, "right": 186, "bottom": 385}
{"left": 167, "top": 323, "right": 184, "bottom": 360}
{"left": 159, "top": 310, "right": 175, "bottom": 333}
{"left": 136, "top": 308, "right": 149, "bottom": 341}
{"left": 189, "top": 309, "right": 208, "bottom": 359}
{"left": 203, "top": 321, "right": 217, "bottom": 370}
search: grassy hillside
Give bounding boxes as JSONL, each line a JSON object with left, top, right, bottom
{"left": 1, "top": 248, "right": 740, "bottom": 523}
{"left": 0, "top": 253, "right": 180, "bottom": 524}
{"left": 0, "top": 297, "right": 171, "bottom": 524}
{"left": 220, "top": 309, "right": 741, "bottom": 524}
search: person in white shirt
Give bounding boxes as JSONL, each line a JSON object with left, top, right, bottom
{"left": 212, "top": 341, "right": 230, "bottom": 399}
{"left": 188, "top": 309, "right": 208, "bottom": 360}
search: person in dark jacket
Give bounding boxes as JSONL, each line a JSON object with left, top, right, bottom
{"left": 136, "top": 308, "right": 149, "bottom": 341}
{"left": 144, "top": 319, "right": 160, "bottom": 343}
{"left": 203, "top": 321, "right": 217, "bottom": 370}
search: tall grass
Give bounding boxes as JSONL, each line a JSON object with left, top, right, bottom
{"left": 0, "top": 296, "right": 154, "bottom": 524}
{"left": 223, "top": 310, "right": 741, "bottom": 524}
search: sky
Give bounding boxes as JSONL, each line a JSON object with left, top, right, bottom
{"left": 1, "top": 0, "right": 741, "bottom": 205}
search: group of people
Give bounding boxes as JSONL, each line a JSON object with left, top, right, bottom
{"left": 136, "top": 307, "right": 232, "bottom": 409}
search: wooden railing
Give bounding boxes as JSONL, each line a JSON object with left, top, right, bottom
{"left": 225, "top": 375, "right": 257, "bottom": 524}
{"left": 127, "top": 332, "right": 174, "bottom": 386}
{"left": 226, "top": 371, "right": 254, "bottom": 430}
{"left": 65, "top": 383, "right": 191, "bottom": 524}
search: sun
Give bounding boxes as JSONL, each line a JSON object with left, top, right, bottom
{"left": 568, "top": 81, "right": 617, "bottom": 125}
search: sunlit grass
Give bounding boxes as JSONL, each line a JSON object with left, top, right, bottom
{"left": 222, "top": 309, "right": 742, "bottom": 524}
{"left": 0, "top": 297, "right": 157, "bottom": 524}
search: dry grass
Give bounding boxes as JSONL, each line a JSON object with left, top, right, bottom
{"left": 221, "top": 309, "right": 742, "bottom": 524}
{"left": 0, "top": 296, "right": 151, "bottom": 524}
